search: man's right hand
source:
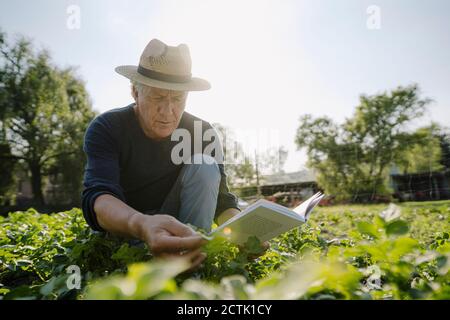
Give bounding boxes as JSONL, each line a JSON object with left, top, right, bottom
{"left": 94, "top": 195, "right": 207, "bottom": 271}
{"left": 137, "top": 214, "right": 207, "bottom": 270}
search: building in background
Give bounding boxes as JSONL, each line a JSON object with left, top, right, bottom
{"left": 390, "top": 170, "right": 450, "bottom": 201}
{"left": 237, "top": 170, "right": 319, "bottom": 207}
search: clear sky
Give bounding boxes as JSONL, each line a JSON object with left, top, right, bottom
{"left": 1, "top": 0, "right": 449, "bottom": 172}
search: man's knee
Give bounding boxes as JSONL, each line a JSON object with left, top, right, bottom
{"left": 182, "top": 153, "right": 221, "bottom": 187}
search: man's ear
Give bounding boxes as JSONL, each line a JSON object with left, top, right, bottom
{"left": 131, "top": 84, "right": 138, "bottom": 101}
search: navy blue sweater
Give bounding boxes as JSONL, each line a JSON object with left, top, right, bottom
{"left": 81, "top": 103, "right": 239, "bottom": 231}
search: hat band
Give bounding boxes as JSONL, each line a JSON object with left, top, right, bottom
{"left": 137, "top": 65, "right": 192, "bottom": 83}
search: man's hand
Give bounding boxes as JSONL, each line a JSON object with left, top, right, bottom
{"left": 94, "top": 195, "right": 207, "bottom": 271}
{"left": 218, "top": 208, "right": 270, "bottom": 260}
{"left": 217, "top": 207, "right": 241, "bottom": 226}
{"left": 245, "top": 241, "right": 271, "bottom": 260}
{"left": 136, "top": 214, "right": 207, "bottom": 271}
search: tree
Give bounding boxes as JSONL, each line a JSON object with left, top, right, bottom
{"left": 295, "top": 84, "right": 432, "bottom": 202}
{"left": 0, "top": 30, "right": 95, "bottom": 207}
{"left": 212, "top": 123, "right": 256, "bottom": 188}
{"left": 396, "top": 123, "right": 444, "bottom": 174}
{"left": 43, "top": 68, "right": 96, "bottom": 206}
{"left": 0, "top": 142, "right": 15, "bottom": 206}
{"left": 437, "top": 129, "right": 450, "bottom": 170}
{"left": 258, "top": 146, "right": 288, "bottom": 175}
{"left": 212, "top": 123, "right": 289, "bottom": 190}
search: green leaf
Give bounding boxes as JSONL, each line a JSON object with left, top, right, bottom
{"left": 385, "top": 220, "right": 409, "bottom": 236}
{"left": 40, "top": 277, "right": 57, "bottom": 296}
{"left": 356, "top": 221, "right": 379, "bottom": 238}
{"left": 242, "top": 236, "right": 264, "bottom": 255}
{"left": 111, "top": 243, "right": 148, "bottom": 264}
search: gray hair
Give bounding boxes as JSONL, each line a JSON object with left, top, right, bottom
{"left": 130, "top": 81, "right": 188, "bottom": 101}
{"left": 130, "top": 80, "right": 152, "bottom": 98}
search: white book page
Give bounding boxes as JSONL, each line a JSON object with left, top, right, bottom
{"left": 293, "top": 193, "right": 318, "bottom": 216}
{"left": 261, "top": 200, "right": 305, "bottom": 221}
{"left": 304, "top": 193, "right": 324, "bottom": 219}
{"left": 211, "top": 204, "right": 305, "bottom": 245}
{"left": 209, "top": 193, "right": 324, "bottom": 244}
{"left": 211, "top": 199, "right": 267, "bottom": 231}
{"left": 212, "top": 199, "right": 303, "bottom": 234}
{"left": 293, "top": 192, "right": 324, "bottom": 220}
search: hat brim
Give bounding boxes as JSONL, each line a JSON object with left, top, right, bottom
{"left": 115, "top": 65, "right": 211, "bottom": 91}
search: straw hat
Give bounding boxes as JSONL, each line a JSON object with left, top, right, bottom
{"left": 115, "top": 39, "right": 211, "bottom": 91}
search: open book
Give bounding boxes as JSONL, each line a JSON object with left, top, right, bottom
{"left": 209, "top": 192, "right": 325, "bottom": 245}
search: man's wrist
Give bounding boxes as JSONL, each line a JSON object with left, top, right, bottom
{"left": 128, "top": 211, "right": 148, "bottom": 240}
{"left": 217, "top": 207, "right": 241, "bottom": 226}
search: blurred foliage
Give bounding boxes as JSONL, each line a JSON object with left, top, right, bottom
{"left": 396, "top": 123, "right": 445, "bottom": 174}
{"left": 212, "top": 123, "right": 257, "bottom": 189}
{"left": 0, "top": 29, "right": 96, "bottom": 207}
{"left": 0, "top": 143, "right": 15, "bottom": 206}
{"left": 0, "top": 201, "right": 449, "bottom": 300}
{"left": 212, "top": 123, "right": 288, "bottom": 191}
{"left": 295, "top": 84, "right": 443, "bottom": 202}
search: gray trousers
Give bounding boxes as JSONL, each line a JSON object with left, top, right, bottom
{"left": 143, "top": 153, "right": 221, "bottom": 233}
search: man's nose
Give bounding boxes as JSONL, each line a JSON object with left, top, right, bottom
{"left": 159, "top": 101, "right": 175, "bottom": 116}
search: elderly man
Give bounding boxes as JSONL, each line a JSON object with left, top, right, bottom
{"left": 82, "top": 39, "right": 253, "bottom": 269}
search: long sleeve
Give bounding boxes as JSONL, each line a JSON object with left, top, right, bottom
{"left": 81, "top": 114, "right": 126, "bottom": 232}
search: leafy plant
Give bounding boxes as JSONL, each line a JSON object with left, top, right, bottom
{"left": 1, "top": 201, "right": 449, "bottom": 300}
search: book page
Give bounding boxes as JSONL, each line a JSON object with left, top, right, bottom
{"left": 236, "top": 214, "right": 283, "bottom": 235}
{"left": 211, "top": 203, "right": 305, "bottom": 245}
{"left": 293, "top": 191, "right": 323, "bottom": 219}
{"left": 304, "top": 193, "right": 325, "bottom": 219}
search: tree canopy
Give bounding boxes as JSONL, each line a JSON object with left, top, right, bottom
{"left": 295, "top": 84, "right": 438, "bottom": 202}
{"left": 0, "top": 30, "right": 95, "bottom": 208}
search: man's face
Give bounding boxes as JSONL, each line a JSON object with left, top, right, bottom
{"left": 133, "top": 86, "right": 188, "bottom": 140}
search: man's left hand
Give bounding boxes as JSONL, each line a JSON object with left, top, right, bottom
{"left": 247, "top": 241, "right": 270, "bottom": 260}
{"left": 218, "top": 208, "right": 271, "bottom": 260}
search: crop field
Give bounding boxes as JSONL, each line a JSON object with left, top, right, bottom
{"left": 0, "top": 201, "right": 449, "bottom": 300}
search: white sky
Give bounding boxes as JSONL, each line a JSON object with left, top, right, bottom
{"left": 1, "top": 0, "right": 449, "bottom": 172}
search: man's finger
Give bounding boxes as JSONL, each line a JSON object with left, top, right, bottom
{"left": 159, "top": 247, "right": 203, "bottom": 259}
{"left": 184, "top": 252, "right": 207, "bottom": 273}
{"left": 183, "top": 248, "right": 205, "bottom": 262}
{"left": 158, "top": 249, "right": 206, "bottom": 273}
{"left": 152, "top": 234, "right": 206, "bottom": 253}
{"left": 189, "top": 252, "right": 207, "bottom": 271}
{"left": 164, "top": 218, "right": 198, "bottom": 237}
